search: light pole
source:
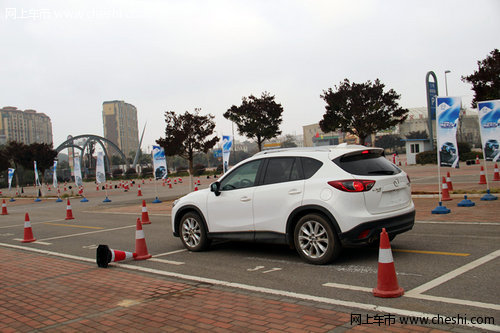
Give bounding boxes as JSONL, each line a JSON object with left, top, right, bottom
{"left": 444, "top": 70, "right": 451, "bottom": 96}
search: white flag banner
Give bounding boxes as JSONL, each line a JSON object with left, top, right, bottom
{"left": 52, "top": 161, "right": 58, "bottom": 188}
{"left": 96, "top": 152, "right": 106, "bottom": 184}
{"left": 152, "top": 145, "right": 167, "bottom": 180}
{"left": 8, "top": 168, "right": 15, "bottom": 190}
{"left": 34, "top": 161, "right": 41, "bottom": 186}
{"left": 477, "top": 99, "right": 500, "bottom": 162}
{"left": 73, "top": 157, "right": 83, "bottom": 187}
{"left": 436, "top": 96, "right": 461, "bottom": 168}
{"left": 222, "top": 135, "right": 233, "bottom": 174}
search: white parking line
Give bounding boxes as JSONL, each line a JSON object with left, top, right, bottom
{"left": 0, "top": 242, "right": 498, "bottom": 332}
{"left": 0, "top": 219, "right": 66, "bottom": 229}
{"left": 37, "top": 225, "right": 136, "bottom": 241}
{"left": 416, "top": 221, "right": 500, "bottom": 226}
{"left": 149, "top": 258, "right": 184, "bottom": 265}
{"left": 406, "top": 249, "right": 500, "bottom": 296}
{"left": 11, "top": 239, "right": 52, "bottom": 245}
{"left": 82, "top": 211, "right": 170, "bottom": 217}
{"left": 154, "top": 249, "right": 188, "bottom": 257}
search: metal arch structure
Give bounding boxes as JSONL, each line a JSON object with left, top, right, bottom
{"left": 55, "top": 135, "right": 129, "bottom": 175}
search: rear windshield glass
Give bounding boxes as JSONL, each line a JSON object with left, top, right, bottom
{"left": 333, "top": 151, "right": 401, "bottom": 176}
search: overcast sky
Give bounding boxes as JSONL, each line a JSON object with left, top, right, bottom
{"left": 1, "top": 0, "right": 499, "bottom": 151}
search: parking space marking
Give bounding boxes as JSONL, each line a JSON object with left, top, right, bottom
{"left": 154, "top": 249, "right": 188, "bottom": 257}
{"left": 149, "top": 258, "right": 184, "bottom": 265}
{"left": 43, "top": 222, "right": 104, "bottom": 230}
{"left": 82, "top": 211, "right": 170, "bottom": 217}
{"left": 1, "top": 242, "right": 498, "bottom": 332}
{"left": 0, "top": 219, "right": 66, "bottom": 229}
{"left": 11, "top": 239, "right": 52, "bottom": 245}
{"left": 393, "top": 249, "right": 470, "bottom": 257}
{"left": 37, "top": 225, "right": 136, "bottom": 241}
{"left": 323, "top": 282, "right": 372, "bottom": 293}
{"left": 416, "top": 220, "right": 500, "bottom": 226}
{"left": 406, "top": 249, "right": 500, "bottom": 296}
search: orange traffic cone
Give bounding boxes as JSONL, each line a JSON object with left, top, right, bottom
{"left": 1, "top": 199, "right": 8, "bottom": 215}
{"left": 96, "top": 184, "right": 99, "bottom": 191}
{"left": 65, "top": 199, "right": 75, "bottom": 220}
{"left": 96, "top": 244, "right": 137, "bottom": 268}
{"left": 162, "top": 181, "right": 165, "bottom": 187}
{"left": 137, "top": 185, "right": 143, "bottom": 196}
{"left": 194, "top": 186, "right": 198, "bottom": 191}
{"left": 174, "top": 179, "right": 177, "bottom": 184}
{"left": 446, "top": 172, "right": 453, "bottom": 191}
{"left": 478, "top": 166, "right": 487, "bottom": 184}
{"left": 141, "top": 200, "right": 151, "bottom": 224}
{"left": 179, "top": 178, "right": 182, "bottom": 183}
{"left": 142, "top": 179, "right": 145, "bottom": 184}
{"left": 21, "top": 213, "right": 36, "bottom": 243}
{"left": 373, "top": 228, "right": 404, "bottom": 298}
{"left": 441, "top": 177, "right": 452, "bottom": 201}
{"left": 493, "top": 163, "right": 500, "bottom": 181}
{"left": 476, "top": 155, "right": 480, "bottom": 164}
{"left": 169, "top": 183, "right": 172, "bottom": 189}
{"left": 134, "top": 218, "right": 152, "bottom": 260}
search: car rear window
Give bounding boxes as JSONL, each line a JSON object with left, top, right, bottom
{"left": 333, "top": 151, "right": 401, "bottom": 176}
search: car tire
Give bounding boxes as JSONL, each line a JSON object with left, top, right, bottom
{"left": 179, "top": 212, "right": 210, "bottom": 252}
{"left": 294, "top": 214, "right": 341, "bottom": 265}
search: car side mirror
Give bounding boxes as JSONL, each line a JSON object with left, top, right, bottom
{"left": 210, "top": 182, "right": 221, "bottom": 196}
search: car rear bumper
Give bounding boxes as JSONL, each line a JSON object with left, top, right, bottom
{"left": 339, "top": 210, "right": 415, "bottom": 245}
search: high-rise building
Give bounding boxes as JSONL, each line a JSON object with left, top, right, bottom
{"left": 0, "top": 106, "right": 53, "bottom": 145}
{"left": 102, "top": 100, "right": 139, "bottom": 157}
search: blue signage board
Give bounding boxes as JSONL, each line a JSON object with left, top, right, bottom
{"left": 213, "top": 149, "right": 222, "bottom": 158}
{"left": 428, "top": 81, "right": 438, "bottom": 120}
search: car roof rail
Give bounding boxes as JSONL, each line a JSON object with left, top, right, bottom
{"left": 254, "top": 144, "right": 373, "bottom": 156}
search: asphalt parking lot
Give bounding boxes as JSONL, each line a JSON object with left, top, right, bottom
{"left": 1, "top": 163, "right": 499, "bottom": 332}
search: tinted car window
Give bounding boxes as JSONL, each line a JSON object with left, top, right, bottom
{"left": 263, "top": 158, "right": 301, "bottom": 185}
{"left": 301, "top": 157, "right": 323, "bottom": 179}
{"left": 220, "top": 159, "right": 262, "bottom": 190}
{"left": 333, "top": 151, "right": 401, "bottom": 176}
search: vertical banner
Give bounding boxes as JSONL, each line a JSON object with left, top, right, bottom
{"left": 436, "top": 97, "right": 461, "bottom": 168}
{"left": 477, "top": 100, "right": 500, "bottom": 162}
{"left": 52, "top": 161, "right": 58, "bottom": 188}
{"left": 34, "top": 161, "right": 41, "bottom": 186}
{"left": 8, "top": 168, "right": 15, "bottom": 190}
{"left": 73, "top": 157, "right": 83, "bottom": 187}
{"left": 152, "top": 145, "right": 167, "bottom": 180}
{"left": 96, "top": 152, "right": 106, "bottom": 184}
{"left": 222, "top": 135, "right": 233, "bottom": 173}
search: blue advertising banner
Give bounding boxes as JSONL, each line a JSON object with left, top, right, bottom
{"left": 428, "top": 81, "right": 438, "bottom": 120}
{"left": 436, "top": 96, "right": 461, "bottom": 168}
{"left": 8, "top": 168, "right": 15, "bottom": 190}
{"left": 222, "top": 135, "right": 232, "bottom": 173}
{"left": 52, "top": 161, "right": 58, "bottom": 188}
{"left": 152, "top": 145, "right": 168, "bottom": 180}
{"left": 478, "top": 100, "right": 500, "bottom": 162}
{"left": 96, "top": 152, "right": 106, "bottom": 184}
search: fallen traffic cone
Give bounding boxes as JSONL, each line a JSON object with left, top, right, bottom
{"left": 446, "top": 172, "right": 453, "bottom": 191}
{"left": 96, "top": 244, "right": 137, "bottom": 268}
{"left": 493, "top": 163, "right": 500, "bottom": 181}
{"left": 65, "top": 199, "right": 75, "bottom": 220}
{"left": 478, "top": 166, "right": 487, "bottom": 184}
{"left": 141, "top": 200, "right": 151, "bottom": 224}
{"left": 1, "top": 199, "right": 8, "bottom": 215}
{"left": 441, "top": 177, "right": 452, "bottom": 201}
{"left": 373, "top": 228, "right": 403, "bottom": 298}
{"left": 137, "top": 185, "right": 143, "bottom": 196}
{"left": 21, "top": 213, "right": 36, "bottom": 243}
{"left": 134, "top": 218, "right": 152, "bottom": 260}
{"left": 476, "top": 155, "right": 480, "bottom": 164}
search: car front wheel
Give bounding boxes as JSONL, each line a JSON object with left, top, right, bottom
{"left": 180, "top": 212, "right": 210, "bottom": 251}
{"left": 294, "top": 214, "right": 340, "bottom": 265}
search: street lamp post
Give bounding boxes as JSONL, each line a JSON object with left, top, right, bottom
{"left": 444, "top": 70, "right": 451, "bottom": 96}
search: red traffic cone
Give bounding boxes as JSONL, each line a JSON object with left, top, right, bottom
{"left": 441, "top": 177, "right": 452, "bottom": 201}
{"left": 134, "top": 218, "right": 152, "bottom": 260}
{"left": 137, "top": 185, "right": 143, "bottom": 197}
{"left": 493, "top": 163, "right": 500, "bottom": 181}
{"left": 21, "top": 213, "right": 36, "bottom": 243}
{"left": 96, "top": 244, "right": 137, "bottom": 268}
{"left": 169, "top": 183, "right": 172, "bottom": 189}
{"left": 194, "top": 186, "right": 198, "bottom": 191}
{"left": 179, "top": 178, "right": 182, "bottom": 183}
{"left": 96, "top": 184, "right": 99, "bottom": 191}
{"left": 1, "top": 199, "right": 8, "bottom": 215}
{"left": 141, "top": 200, "right": 151, "bottom": 224}
{"left": 142, "top": 179, "right": 145, "bottom": 184}
{"left": 162, "top": 181, "right": 165, "bottom": 187}
{"left": 446, "top": 172, "right": 453, "bottom": 191}
{"left": 476, "top": 155, "right": 480, "bottom": 164}
{"left": 373, "top": 228, "right": 403, "bottom": 298}
{"left": 65, "top": 199, "right": 75, "bottom": 220}
{"left": 174, "top": 179, "right": 177, "bottom": 184}
{"left": 478, "top": 166, "right": 487, "bottom": 184}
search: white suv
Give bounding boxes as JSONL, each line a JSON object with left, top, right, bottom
{"left": 171, "top": 145, "right": 415, "bottom": 264}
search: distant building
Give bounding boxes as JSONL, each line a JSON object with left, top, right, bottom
{"left": 102, "top": 100, "right": 139, "bottom": 157}
{"left": 302, "top": 123, "right": 345, "bottom": 147}
{"left": 0, "top": 106, "right": 53, "bottom": 145}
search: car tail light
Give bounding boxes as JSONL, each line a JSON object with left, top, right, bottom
{"left": 358, "top": 229, "right": 370, "bottom": 239}
{"left": 328, "top": 180, "right": 376, "bottom": 192}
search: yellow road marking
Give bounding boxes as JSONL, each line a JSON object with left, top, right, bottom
{"left": 43, "top": 223, "right": 104, "bottom": 230}
{"left": 393, "top": 249, "right": 470, "bottom": 257}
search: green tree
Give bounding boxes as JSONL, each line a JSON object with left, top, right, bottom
{"left": 3, "top": 141, "right": 30, "bottom": 186}
{"left": 462, "top": 49, "right": 500, "bottom": 107}
{"left": 156, "top": 109, "right": 219, "bottom": 181}
{"left": 405, "top": 131, "right": 428, "bottom": 139}
{"left": 281, "top": 134, "right": 298, "bottom": 148}
{"left": 375, "top": 134, "right": 404, "bottom": 152}
{"left": 224, "top": 92, "right": 283, "bottom": 151}
{"left": 29, "top": 143, "right": 58, "bottom": 183}
{"left": 320, "top": 79, "right": 408, "bottom": 145}
{"left": 0, "top": 146, "right": 9, "bottom": 171}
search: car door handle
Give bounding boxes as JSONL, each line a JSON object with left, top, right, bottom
{"left": 240, "top": 196, "right": 251, "bottom": 202}
{"left": 288, "top": 189, "right": 302, "bottom": 195}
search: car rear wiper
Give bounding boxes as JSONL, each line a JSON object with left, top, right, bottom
{"left": 367, "top": 170, "right": 395, "bottom": 175}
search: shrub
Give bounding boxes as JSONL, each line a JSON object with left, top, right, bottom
{"left": 112, "top": 169, "right": 123, "bottom": 177}
{"left": 193, "top": 164, "right": 206, "bottom": 176}
{"left": 416, "top": 150, "right": 437, "bottom": 165}
{"left": 141, "top": 167, "right": 153, "bottom": 177}
{"left": 460, "top": 151, "right": 483, "bottom": 161}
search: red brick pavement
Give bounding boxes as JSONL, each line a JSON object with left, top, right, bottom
{"left": 0, "top": 248, "right": 450, "bottom": 333}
